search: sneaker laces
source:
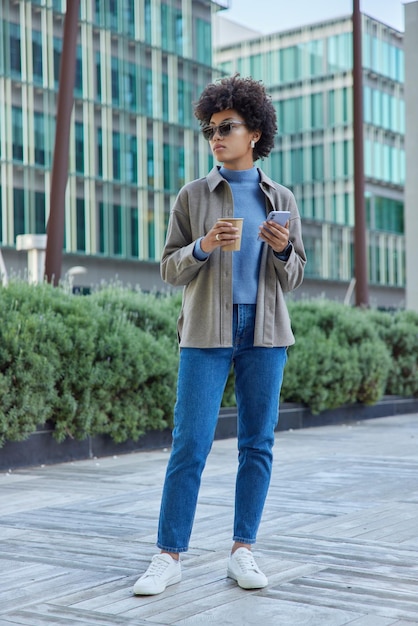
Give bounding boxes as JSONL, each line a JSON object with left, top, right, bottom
{"left": 234, "top": 550, "right": 260, "bottom": 573}
{"left": 145, "top": 554, "right": 173, "bottom": 578}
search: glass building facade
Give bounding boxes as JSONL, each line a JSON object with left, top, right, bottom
{"left": 0, "top": 0, "right": 218, "bottom": 282}
{"left": 215, "top": 15, "right": 405, "bottom": 300}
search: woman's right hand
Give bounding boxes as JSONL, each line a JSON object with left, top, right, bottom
{"left": 200, "top": 220, "right": 239, "bottom": 253}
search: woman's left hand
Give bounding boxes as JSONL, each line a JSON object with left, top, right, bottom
{"left": 258, "top": 220, "right": 289, "bottom": 253}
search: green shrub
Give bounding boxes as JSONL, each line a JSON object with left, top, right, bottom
{"left": 0, "top": 281, "right": 178, "bottom": 445}
{"left": 281, "top": 300, "right": 391, "bottom": 413}
{"left": 0, "top": 281, "right": 416, "bottom": 446}
{"left": 367, "top": 309, "right": 418, "bottom": 397}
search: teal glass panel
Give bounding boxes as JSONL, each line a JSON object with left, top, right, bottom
{"left": 328, "top": 90, "right": 335, "bottom": 126}
{"left": 34, "top": 112, "right": 45, "bottom": 166}
{"left": 35, "top": 191, "right": 45, "bottom": 233}
{"left": 312, "top": 144, "right": 323, "bottom": 181}
{"left": 382, "top": 92, "right": 390, "bottom": 129}
{"left": 111, "top": 57, "right": 120, "bottom": 106}
{"left": 123, "top": 62, "right": 137, "bottom": 111}
{"left": 75, "top": 45, "right": 83, "bottom": 97}
{"left": 112, "top": 204, "right": 122, "bottom": 255}
{"left": 75, "top": 122, "right": 84, "bottom": 174}
{"left": 13, "top": 188, "right": 25, "bottom": 239}
{"left": 364, "top": 86, "right": 372, "bottom": 123}
{"left": 178, "top": 145, "right": 185, "bottom": 188}
{"left": 127, "top": 135, "right": 137, "bottom": 184}
{"left": 250, "top": 54, "right": 262, "bottom": 79}
{"left": 12, "top": 107, "right": 23, "bottom": 161}
{"left": 372, "top": 89, "right": 381, "bottom": 127}
{"left": 280, "top": 46, "right": 298, "bottom": 83}
{"left": 113, "top": 131, "right": 121, "bottom": 180}
{"left": 178, "top": 79, "right": 185, "bottom": 125}
{"left": 146, "top": 68, "right": 153, "bottom": 117}
{"left": 291, "top": 148, "right": 303, "bottom": 184}
{"left": 130, "top": 207, "right": 138, "bottom": 257}
{"left": 162, "top": 72, "right": 169, "bottom": 121}
{"left": 144, "top": 0, "right": 151, "bottom": 44}
{"left": 175, "top": 11, "right": 183, "bottom": 55}
{"left": 327, "top": 33, "right": 352, "bottom": 72}
{"left": 375, "top": 196, "right": 404, "bottom": 233}
{"left": 98, "top": 202, "right": 106, "bottom": 253}
{"left": 147, "top": 139, "right": 154, "bottom": 186}
{"left": 122, "top": 0, "right": 135, "bottom": 37}
{"left": 196, "top": 18, "right": 211, "bottom": 66}
{"left": 54, "top": 37, "right": 62, "bottom": 89}
{"left": 10, "top": 22, "right": 21, "bottom": 78}
{"left": 398, "top": 49, "right": 404, "bottom": 82}
{"left": 311, "top": 93, "right": 323, "bottom": 129}
{"left": 32, "top": 30, "right": 43, "bottom": 85}
{"left": 96, "top": 51, "right": 102, "bottom": 101}
{"left": 163, "top": 143, "right": 170, "bottom": 190}
{"left": 97, "top": 128, "right": 103, "bottom": 177}
{"left": 269, "top": 151, "right": 282, "bottom": 183}
{"left": 76, "top": 198, "right": 86, "bottom": 251}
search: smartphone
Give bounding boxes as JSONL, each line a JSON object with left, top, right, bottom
{"left": 266, "top": 210, "right": 290, "bottom": 226}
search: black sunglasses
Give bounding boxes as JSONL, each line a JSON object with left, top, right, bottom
{"left": 201, "top": 120, "right": 246, "bottom": 141}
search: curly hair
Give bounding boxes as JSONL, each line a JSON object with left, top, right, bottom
{"left": 194, "top": 75, "right": 277, "bottom": 161}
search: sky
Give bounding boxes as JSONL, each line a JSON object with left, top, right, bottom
{"left": 221, "top": 0, "right": 408, "bottom": 34}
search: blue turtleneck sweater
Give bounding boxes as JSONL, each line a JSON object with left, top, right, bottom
{"left": 220, "top": 167, "right": 265, "bottom": 303}
{"left": 195, "top": 167, "right": 266, "bottom": 304}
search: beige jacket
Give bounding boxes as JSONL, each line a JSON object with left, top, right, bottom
{"left": 161, "top": 166, "right": 306, "bottom": 348}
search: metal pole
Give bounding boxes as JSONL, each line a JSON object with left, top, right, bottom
{"left": 44, "top": 0, "right": 80, "bottom": 285}
{"left": 352, "top": 0, "right": 369, "bottom": 306}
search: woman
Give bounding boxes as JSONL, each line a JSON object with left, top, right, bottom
{"left": 134, "top": 75, "right": 306, "bottom": 595}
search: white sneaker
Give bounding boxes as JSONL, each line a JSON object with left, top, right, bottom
{"left": 227, "top": 548, "right": 268, "bottom": 589}
{"left": 133, "top": 553, "right": 181, "bottom": 595}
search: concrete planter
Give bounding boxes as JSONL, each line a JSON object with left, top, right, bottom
{"left": 1, "top": 396, "right": 417, "bottom": 471}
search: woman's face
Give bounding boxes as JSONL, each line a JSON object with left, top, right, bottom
{"left": 206, "top": 109, "right": 261, "bottom": 171}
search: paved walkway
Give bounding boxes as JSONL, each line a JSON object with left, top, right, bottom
{"left": 1, "top": 413, "right": 418, "bottom": 625}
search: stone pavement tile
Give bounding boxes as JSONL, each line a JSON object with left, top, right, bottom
{"left": 1, "top": 414, "right": 418, "bottom": 626}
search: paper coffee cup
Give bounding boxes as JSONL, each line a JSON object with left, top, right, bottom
{"left": 217, "top": 218, "right": 244, "bottom": 251}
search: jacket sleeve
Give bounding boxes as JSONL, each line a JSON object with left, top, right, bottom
{"left": 271, "top": 189, "right": 307, "bottom": 293}
{"left": 160, "top": 189, "right": 209, "bottom": 287}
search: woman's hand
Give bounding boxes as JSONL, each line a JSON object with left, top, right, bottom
{"left": 201, "top": 220, "right": 240, "bottom": 254}
{"left": 258, "top": 219, "right": 289, "bottom": 254}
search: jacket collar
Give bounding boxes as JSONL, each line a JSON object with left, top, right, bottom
{"left": 206, "top": 166, "right": 276, "bottom": 192}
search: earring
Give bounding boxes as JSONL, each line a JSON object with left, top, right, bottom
{"left": 251, "top": 140, "right": 255, "bottom": 149}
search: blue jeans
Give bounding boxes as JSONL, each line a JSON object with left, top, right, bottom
{"left": 157, "top": 304, "right": 287, "bottom": 552}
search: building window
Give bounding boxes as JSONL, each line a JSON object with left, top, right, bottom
{"left": 130, "top": 207, "right": 139, "bottom": 257}
{"left": 147, "top": 139, "right": 154, "bottom": 187}
{"left": 96, "top": 51, "right": 102, "bottom": 101}
{"left": 111, "top": 57, "right": 120, "bottom": 106}
{"left": 75, "top": 45, "right": 83, "bottom": 97}
{"left": 196, "top": 18, "right": 211, "bottom": 66}
{"left": 97, "top": 128, "right": 103, "bottom": 177}
{"left": 12, "top": 107, "right": 24, "bottom": 161}
{"left": 75, "top": 122, "right": 84, "bottom": 174}
{"left": 124, "top": 135, "right": 138, "bottom": 184}
{"left": 35, "top": 192, "right": 46, "bottom": 233}
{"left": 113, "top": 131, "right": 121, "bottom": 180}
{"left": 98, "top": 202, "right": 106, "bottom": 253}
{"left": 312, "top": 145, "right": 323, "bottom": 181}
{"left": 34, "top": 112, "right": 45, "bottom": 166}
{"left": 13, "top": 188, "right": 25, "bottom": 239}
{"left": 32, "top": 30, "right": 43, "bottom": 85}
{"left": 112, "top": 204, "right": 122, "bottom": 255}
{"left": 76, "top": 198, "right": 86, "bottom": 251}
{"left": 54, "top": 36, "right": 62, "bottom": 89}
{"left": 10, "top": 22, "right": 21, "bottom": 77}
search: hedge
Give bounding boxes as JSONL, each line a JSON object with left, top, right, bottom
{"left": 0, "top": 281, "right": 417, "bottom": 446}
